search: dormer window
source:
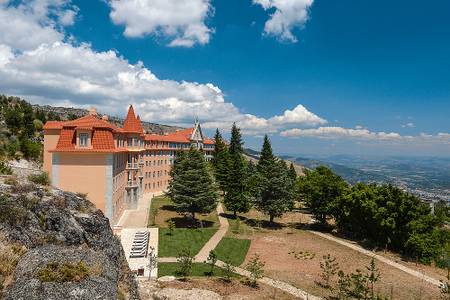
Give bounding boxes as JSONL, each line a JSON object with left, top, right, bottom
{"left": 79, "top": 133, "right": 88, "bottom": 147}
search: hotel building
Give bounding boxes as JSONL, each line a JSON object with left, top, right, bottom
{"left": 43, "top": 105, "right": 214, "bottom": 224}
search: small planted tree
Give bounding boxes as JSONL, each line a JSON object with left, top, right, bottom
{"left": 245, "top": 253, "right": 265, "bottom": 287}
{"left": 318, "top": 254, "right": 339, "bottom": 289}
{"left": 349, "top": 269, "right": 369, "bottom": 299}
{"left": 176, "top": 248, "right": 194, "bottom": 278}
{"left": 167, "top": 220, "right": 175, "bottom": 236}
{"left": 366, "top": 258, "right": 380, "bottom": 299}
{"left": 222, "top": 257, "right": 235, "bottom": 283}
{"left": 147, "top": 247, "right": 158, "bottom": 279}
{"left": 336, "top": 270, "right": 351, "bottom": 299}
{"left": 205, "top": 250, "right": 218, "bottom": 276}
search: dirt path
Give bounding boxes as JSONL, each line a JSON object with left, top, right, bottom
{"left": 194, "top": 203, "right": 229, "bottom": 262}
{"left": 310, "top": 231, "right": 442, "bottom": 287}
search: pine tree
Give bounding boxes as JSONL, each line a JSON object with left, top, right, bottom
{"left": 257, "top": 135, "right": 275, "bottom": 176}
{"left": 211, "top": 129, "right": 231, "bottom": 191}
{"left": 224, "top": 153, "right": 251, "bottom": 217}
{"left": 167, "top": 148, "right": 218, "bottom": 219}
{"left": 254, "top": 136, "right": 294, "bottom": 223}
{"left": 224, "top": 123, "right": 250, "bottom": 217}
{"left": 229, "top": 122, "right": 243, "bottom": 156}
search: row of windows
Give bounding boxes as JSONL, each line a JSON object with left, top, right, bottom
{"left": 144, "top": 170, "right": 168, "bottom": 179}
{"left": 144, "top": 159, "right": 173, "bottom": 167}
{"left": 144, "top": 181, "right": 168, "bottom": 190}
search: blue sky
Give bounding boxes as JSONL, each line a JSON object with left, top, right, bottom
{"left": 0, "top": 0, "right": 449, "bottom": 156}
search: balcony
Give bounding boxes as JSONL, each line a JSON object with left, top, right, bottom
{"left": 125, "top": 180, "right": 139, "bottom": 189}
{"left": 126, "top": 162, "right": 139, "bottom": 169}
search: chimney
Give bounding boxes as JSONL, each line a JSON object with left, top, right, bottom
{"left": 88, "top": 107, "right": 97, "bottom": 116}
{"left": 102, "top": 115, "right": 109, "bottom": 121}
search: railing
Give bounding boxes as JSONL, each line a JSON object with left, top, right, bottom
{"left": 127, "top": 162, "right": 139, "bottom": 169}
{"left": 126, "top": 180, "right": 138, "bottom": 188}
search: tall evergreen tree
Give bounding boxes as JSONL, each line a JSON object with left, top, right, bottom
{"left": 224, "top": 123, "right": 250, "bottom": 216}
{"left": 229, "top": 122, "right": 243, "bottom": 156}
{"left": 254, "top": 136, "right": 294, "bottom": 223}
{"left": 257, "top": 135, "right": 275, "bottom": 175}
{"left": 212, "top": 129, "right": 226, "bottom": 169}
{"left": 224, "top": 154, "right": 251, "bottom": 217}
{"left": 167, "top": 148, "right": 218, "bottom": 219}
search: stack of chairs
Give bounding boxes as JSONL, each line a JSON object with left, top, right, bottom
{"left": 129, "top": 231, "right": 150, "bottom": 258}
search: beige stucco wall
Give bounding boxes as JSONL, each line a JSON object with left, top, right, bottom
{"left": 55, "top": 153, "right": 108, "bottom": 214}
{"left": 43, "top": 129, "right": 60, "bottom": 178}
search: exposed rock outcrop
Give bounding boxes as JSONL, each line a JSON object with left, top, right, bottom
{"left": 0, "top": 178, "right": 139, "bottom": 300}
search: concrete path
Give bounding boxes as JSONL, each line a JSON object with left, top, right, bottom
{"left": 117, "top": 193, "right": 153, "bottom": 228}
{"left": 194, "top": 203, "right": 229, "bottom": 262}
{"left": 310, "top": 231, "right": 442, "bottom": 287}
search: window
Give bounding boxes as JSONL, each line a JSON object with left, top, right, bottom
{"left": 79, "top": 133, "right": 88, "bottom": 147}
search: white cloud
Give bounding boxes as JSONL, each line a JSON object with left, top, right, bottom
{"left": 0, "top": 1, "right": 324, "bottom": 136}
{"left": 253, "top": 0, "right": 314, "bottom": 42}
{"left": 109, "top": 0, "right": 213, "bottom": 47}
{"left": 401, "top": 122, "right": 415, "bottom": 128}
{"left": 280, "top": 126, "right": 450, "bottom": 145}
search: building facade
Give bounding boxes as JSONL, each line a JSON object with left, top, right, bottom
{"left": 43, "top": 105, "right": 214, "bottom": 224}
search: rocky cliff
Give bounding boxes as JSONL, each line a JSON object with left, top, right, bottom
{"left": 0, "top": 176, "right": 140, "bottom": 300}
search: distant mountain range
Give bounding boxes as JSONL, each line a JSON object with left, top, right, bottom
{"left": 245, "top": 148, "right": 449, "bottom": 202}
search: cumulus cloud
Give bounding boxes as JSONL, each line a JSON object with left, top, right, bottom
{"left": 280, "top": 126, "right": 450, "bottom": 144}
{"left": 0, "top": 0, "right": 77, "bottom": 51}
{"left": 253, "top": 0, "right": 314, "bottom": 42}
{"left": 0, "top": 0, "right": 324, "bottom": 136}
{"left": 109, "top": 0, "right": 213, "bottom": 47}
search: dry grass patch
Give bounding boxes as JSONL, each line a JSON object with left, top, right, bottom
{"left": 244, "top": 228, "right": 441, "bottom": 299}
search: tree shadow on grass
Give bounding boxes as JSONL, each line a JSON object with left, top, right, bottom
{"left": 160, "top": 204, "right": 178, "bottom": 212}
{"left": 167, "top": 216, "right": 215, "bottom": 229}
{"left": 220, "top": 213, "right": 284, "bottom": 230}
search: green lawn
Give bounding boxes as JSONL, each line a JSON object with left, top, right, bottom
{"left": 214, "top": 237, "right": 251, "bottom": 266}
{"left": 158, "top": 262, "right": 239, "bottom": 278}
{"left": 158, "top": 228, "right": 218, "bottom": 257}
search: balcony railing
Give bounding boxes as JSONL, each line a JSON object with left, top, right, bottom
{"left": 126, "top": 162, "right": 139, "bottom": 169}
{"left": 126, "top": 180, "right": 139, "bottom": 188}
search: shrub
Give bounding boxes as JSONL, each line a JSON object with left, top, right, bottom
{"left": 0, "top": 161, "right": 12, "bottom": 175}
{"left": 0, "top": 242, "right": 27, "bottom": 291}
{"left": 167, "top": 220, "right": 175, "bottom": 236}
{"left": 0, "top": 194, "right": 28, "bottom": 226}
{"left": 245, "top": 253, "right": 265, "bottom": 287}
{"left": 3, "top": 176, "right": 18, "bottom": 187}
{"left": 176, "top": 248, "right": 193, "bottom": 278}
{"left": 222, "top": 257, "right": 235, "bottom": 282}
{"left": 28, "top": 172, "right": 50, "bottom": 186}
{"left": 37, "top": 261, "right": 90, "bottom": 283}
{"left": 318, "top": 254, "right": 339, "bottom": 289}
{"left": 205, "top": 250, "right": 217, "bottom": 275}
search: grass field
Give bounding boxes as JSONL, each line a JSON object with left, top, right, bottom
{"left": 158, "top": 227, "right": 217, "bottom": 257}
{"left": 148, "top": 196, "right": 219, "bottom": 228}
{"left": 214, "top": 237, "right": 250, "bottom": 267}
{"left": 158, "top": 262, "right": 239, "bottom": 278}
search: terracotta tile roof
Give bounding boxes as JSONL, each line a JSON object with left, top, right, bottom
{"left": 204, "top": 138, "right": 214, "bottom": 145}
{"left": 56, "top": 128, "right": 75, "bottom": 150}
{"left": 123, "top": 105, "right": 144, "bottom": 133}
{"left": 63, "top": 115, "right": 117, "bottom": 130}
{"left": 92, "top": 129, "right": 115, "bottom": 150}
{"left": 43, "top": 121, "right": 64, "bottom": 130}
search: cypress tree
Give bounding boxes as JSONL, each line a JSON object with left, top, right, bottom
{"left": 167, "top": 148, "right": 218, "bottom": 219}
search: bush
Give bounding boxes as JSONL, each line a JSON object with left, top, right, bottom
{"left": 37, "top": 261, "right": 90, "bottom": 283}
{"left": 245, "top": 254, "right": 265, "bottom": 287}
{"left": 176, "top": 248, "right": 193, "bottom": 278}
{"left": 28, "top": 172, "right": 50, "bottom": 186}
{"left": 0, "top": 161, "right": 12, "bottom": 175}
{"left": 0, "top": 194, "right": 28, "bottom": 226}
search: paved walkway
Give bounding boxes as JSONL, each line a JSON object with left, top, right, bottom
{"left": 194, "top": 203, "right": 229, "bottom": 262}
{"left": 117, "top": 192, "right": 153, "bottom": 228}
{"left": 310, "top": 231, "right": 442, "bottom": 287}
